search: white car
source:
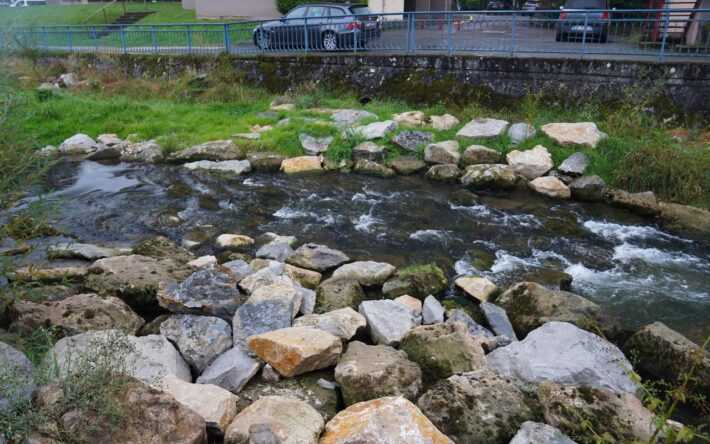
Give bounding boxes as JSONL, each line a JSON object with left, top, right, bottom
{"left": 10, "top": 0, "right": 47, "bottom": 6}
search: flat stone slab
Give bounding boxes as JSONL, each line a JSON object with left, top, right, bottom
{"left": 48, "top": 243, "right": 131, "bottom": 261}
{"left": 541, "top": 122, "right": 608, "bottom": 148}
{"left": 351, "top": 120, "right": 398, "bottom": 140}
{"left": 359, "top": 299, "right": 421, "bottom": 346}
{"left": 280, "top": 156, "right": 323, "bottom": 174}
{"left": 457, "top": 118, "right": 510, "bottom": 139}
{"left": 287, "top": 243, "right": 350, "bottom": 272}
{"left": 558, "top": 152, "right": 589, "bottom": 176}
{"left": 196, "top": 345, "right": 261, "bottom": 393}
{"left": 455, "top": 276, "right": 498, "bottom": 302}
{"left": 391, "top": 131, "right": 435, "bottom": 153}
{"left": 293, "top": 307, "right": 366, "bottom": 341}
{"left": 169, "top": 140, "right": 244, "bottom": 162}
{"left": 331, "top": 261, "right": 396, "bottom": 286}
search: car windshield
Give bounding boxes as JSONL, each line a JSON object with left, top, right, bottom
{"left": 564, "top": 0, "right": 607, "bottom": 8}
{"left": 349, "top": 6, "right": 373, "bottom": 14}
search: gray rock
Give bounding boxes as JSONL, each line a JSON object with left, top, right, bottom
{"left": 287, "top": 243, "right": 349, "bottom": 272}
{"left": 48, "top": 330, "right": 192, "bottom": 383}
{"left": 222, "top": 259, "right": 254, "bottom": 281}
{"left": 316, "top": 277, "right": 365, "bottom": 312}
{"left": 160, "top": 314, "right": 232, "bottom": 374}
{"left": 256, "top": 242, "right": 294, "bottom": 262}
{"left": 446, "top": 309, "right": 494, "bottom": 339}
{"left": 461, "top": 145, "right": 501, "bottom": 165}
{"left": 58, "top": 72, "right": 77, "bottom": 87}
{"left": 169, "top": 140, "right": 244, "bottom": 162}
{"left": 422, "top": 296, "right": 444, "bottom": 325}
{"left": 48, "top": 243, "right": 131, "bottom": 261}
{"left": 569, "top": 175, "right": 607, "bottom": 202}
{"left": 293, "top": 307, "right": 366, "bottom": 341}
{"left": 247, "top": 152, "right": 286, "bottom": 172}
{"left": 558, "top": 152, "right": 589, "bottom": 176}
{"left": 391, "top": 130, "right": 434, "bottom": 153}
{"left": 182, "top": 160, "right": 252, "bottom": 175}
{"left": 249, "top": 279, "right": 303, "bottom": 319}
{"left": 331, "top": 109, "right": 377, "bottom": 127}
{"left": 358, "top": 299, "right": 420, "bottom": 346}
{"left": 256, "top": 111, "right": 277, "bottom": 119}
{"left": 506, "top": 145, "right": 553, "bottom": 180}
{"left": 299, "top": 286, "right": 317, "bottom": 315}
{"left": 87, "top": 143, "right": 124, "bottom": 161}
{"left": 299, "top": 133, "right": 333, "bottom": 156}
{"left": 425, "top": 164, "right": 462, "bottom": 182}
{"left": 232, "top": 283, "right": 296, "bottom": 344}
{"left": 353, "top": 159, "right": 396, "bottom": 178}
{"left": 331, "top": 261, "right": 396, "bottom": 286}
{"left": 389, "top": 156, "right": 427, "bottom": 175}
{"left": 261, "top": 233, "right": 298, "bottom": 247}
{"left": 608, "top": 189, "right": 661, "bottom": 217}
{"left": 352, "top": 120, "right": 398, "bottom": 140}
{"left": 0, "top": 341, "right": 36, "bottom": 412}
{"left": 509, "top": 421, "right": 577, "bottom": 444}
{"left": 335, "top": 341, "right": 422, "bottom": 406}
{"left": 417, "top": 369, "right": 536, "bottom": 443}
{"left": 120, "top": 140, "right": 164, "bottom": 163}
{"left": 352, "top": 141, "right": 386, "bottom": 161}
{"left": 238, "top": 266, "right": 287, "bottom": 295}
{"left": 480, "top": 302, "right": 518, "bottom": 340}
{"left": 196, "top": 345, "right": 261, "bottom": 393}
{"left": 157, "top": 265, "right": 242, "bottom": 321}
{"left": 461, "top": 164, "right": 519, "bottom": 190}
{"left": 58, "top": 133, "right": 98, "bottom": 156}
{"left": 457, "top": 118, "right": 510, "bottom": 139}
{"left": 424, "top": 140, "right": 460, "bottom": 165}
{"left": 487, "top": 321, "right": 639, "bottom": 394}
{"left": 249, "top": 424, "right": 280, "bottom": 444}
{"left": 508, "top": 122, "right": 537, "bottom": 145}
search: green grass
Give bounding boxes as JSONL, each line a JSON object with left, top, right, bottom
{"left": 0, "top": 2, "right": 203, "bottom": 28}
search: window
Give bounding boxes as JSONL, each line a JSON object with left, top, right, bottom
{"left": 307, "top": 6, "right": 327, "bottom": 17}
{"left": 286, "top": 7, "right": 307, "bottom": 19}
{"left": 350, "top": 6, "right": 374, "bottom": 14}
{"left": 328, "top": 7, "right": 346, "bottom": 17}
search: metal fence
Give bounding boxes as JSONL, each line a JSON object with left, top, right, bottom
{"left": 1, "top": 9, "right": 709, "bottom": 62}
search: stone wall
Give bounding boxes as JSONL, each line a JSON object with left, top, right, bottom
{"left": 66, "top": 53, "right": 710, "bottom": 115}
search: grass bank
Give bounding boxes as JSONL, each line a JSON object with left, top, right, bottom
{"left": 3, "top": 57, "right": 709, "bottom": 207}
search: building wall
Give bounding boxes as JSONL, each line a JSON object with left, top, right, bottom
{"left": 193, "top": 0, "right": 280, "bottom": 19}
{"left": 368, "top": 0, "right": 405, "bottom": 19}
{"left": 181, "top": 0, "right": 195, "bottom": 11}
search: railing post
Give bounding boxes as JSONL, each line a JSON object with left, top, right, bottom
{"left": 510, "top": 12, "right": 516, "bottom": 57}
{"left": 92, "top": 26, "right": 98, "bottom": 51}
{"left": 120, "top": 26, "right": 127, "bottom": 54}
{"left": 66, "top": 28, "right": 73, "bottom": 52}
{"left": 304, "top": 17, "right": 309, "bottom": 53}
{"left": 579, "top": 12, "right": 589, "bottom": 59}
{"left": 353, "top": 17, "right": 358, "bottom": 53}
{"left": 409, "top": 13, "right": 416, "bottom": 53}
{"left": 41, "top": 26, "right": 47, "bottom": 51}
{"left": 405, "top": 13, "right": 411, "bottom": 53}
{"left": 446, "top": 12, "right": 452, "bottom": 56}
{"left": 152, "top": 25, "right": 158, "bottom": 53}
{"left": 186, "top": 25, "right": 192, "bottom": 54}
{"left": 659, "top": 10, "right": 670, "bottom": 62}
{"left": 223, "top": 23, "right": 231, "bottom": 54}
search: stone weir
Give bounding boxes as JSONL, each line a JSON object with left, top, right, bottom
{"left": 45, "top": 53, "right": 710, "bottom": 116}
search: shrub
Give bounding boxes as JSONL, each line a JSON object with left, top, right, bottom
{"left": 276, "top": 0, "right": 352, "bottom": 14}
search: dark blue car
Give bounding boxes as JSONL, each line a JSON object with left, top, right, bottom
{"left": 253, "top": 3, "right": 381, "bottom": 51}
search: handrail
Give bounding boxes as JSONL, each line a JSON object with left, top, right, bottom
{"left": 80, "top": 0, "right": 125, "bottom": 25}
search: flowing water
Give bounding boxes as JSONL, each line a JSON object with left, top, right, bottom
{"left": 23, "top": 160, "right": 710, "bottom": 342}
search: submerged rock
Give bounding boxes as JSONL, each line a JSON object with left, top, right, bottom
{"left": 487, "top": 322, "right": 638, "bottom": 394}
{"left": 457, "top": 118, "right": 510, "bottom": 139}
{"left": 541, "top": 122, "right": 607, "bottom": 148}
{"left": 418, "top": 369, "right": 537, "bottom": 444}
{"left": 400, "top": 322, "right": 486, "bottom": 383}
{"left": 287, "top": 243, "right": 349, "bottom": 272}
{"left": 320, "top": 396, "right": 452, "bottom": 444}
{"left": 196, "top": 345, "right": 261, "bottom": 394}
{"left": 359, "top": 299, "right": 420, "bottom": 346}
{"left": 160, "top": 314, "right": 232, "bottom": 374}
{"left": 169, "top": 140, "right": 244, "bottom": 162}
{"left": 461, "top": 164, "right": 518, "bottom": 190}
{"left": 335, "top": 341, "right": 422, "bottom": 405}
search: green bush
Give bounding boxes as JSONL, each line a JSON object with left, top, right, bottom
{"left": 276, "top": 0, "right": 357, "bottom": 14}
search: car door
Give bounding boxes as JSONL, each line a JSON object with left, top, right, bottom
{"left": 276, "top": 6, "right": 308, "bottom": 49}
{"left": 305, "top": 6, "right": 328, "bottom": 49}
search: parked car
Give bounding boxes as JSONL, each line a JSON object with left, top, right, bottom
{"left": 555, "top": 0, "right": 611, "bottom": 43}
{"left": 252, "top": 3, "right": 381, "bottom": 51}
{"left": 486, "top": 0, "right": 513, "bottom": 10}
{"left": 10, "top": 0, "right": 46, "bottom": 6}
{"left": 521, "top": 0, "right": 542, "bottom": 14}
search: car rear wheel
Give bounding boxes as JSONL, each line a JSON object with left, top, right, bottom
{"left": 254, "top": 30, "right": 271, "bottom": 50}
{"left": 322, "top": 31, "right": 338, "bottom": 51}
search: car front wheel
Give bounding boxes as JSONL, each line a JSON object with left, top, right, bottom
{"left": 254, "top": 30, "right": 271, "bottom": 50}
{"left": 322, "top": 31, "right": 338, "bottom": 51}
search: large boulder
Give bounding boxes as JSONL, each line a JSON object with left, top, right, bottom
{"left": 461, "top": 145, "right": 501, "bottom": 166}
{"left": 486, "top": 322, "right": 638, "bottom": 395}
{"left": 120, "top": 140, "right": 164, "bottom": 163}
{"left": 169, "top": 140, "right": 244, "bottom": 162}
{"left": 659, "top": 202, "right": 710, "bottom": 236}
{"left": 569, "top": 175, "right": 607, "bottom": 202}
{"left": 382, "top": 263, "right": 447, "bottom": 299}
{"left": 461, "top": 164, "right": 518, "bottom": 190}
{"left": 160, "top": 314, "right": 232, "bottom": 374}
{"left": 153, "top": 374, "right": 239, "bottom": 435}
{"left": 607, "top": 190, "right": 661, "bottom": 217}
{"left": 85, "top": 255, "right": 190, "bottom": 313}
{"left": 320, "top": 396, "right": 452, "bottom": 444}
{"left": 359, "top": 299, "right": 420, "bottom": 346}
{"left": 47, "top": 330, "right": 192, "bottom": 384}
{"left": 280, "top": 156, "right": 323, "bottom": 174}
{"left": 509, "top": 421, "right": 576, "bottom": 444}
{"left": 293, "top": 307, "right": 366, "bottom": 341}
{"left": 316, "top": 277, "right": 365, "bottom": 312}
{"left": 196, "top": 345, "right": 260, "bottom": 393}
{"left": 496, "top": 282, "right": 611, "bottom": 338}
{"left": 246, "top": 327, "right": 342, "bottom": 377}
{"left": 287, "top": 243, "right": 349, "bottom": 272}
{"left": 399, "top": 322, "right": 487, "bottom": 383}
{"left": 0, "top": 341, "right": 36, "bottom": 412}
{"left": 157, "top": 265, "right": 242, "bottom": 321}
{"left": 424, "top": 141, "right": 460, "bottom": 165}
{"left": 536, "top": 381, "right": 658, "bottom": 442}
{"left": 625, "top": 322, "right": 710, "bottom": 396}
{"left": 352, "top": 120, "right": 398, "bottom": 140}
{"left": 9, "top": 293, "right": 144, "bottom": 336}
{"left": 331, "top": 261, "right": 396, "bottom": 286}
{"left": 237, "top": 368, "right": 338, "bottom": 419}
{"left": 335, "top": 341, "right": 422, "bottom": 405}
{"left": 506, "top": 145, "right": 553, "bottom": 180}
{"left": 457, "top": 118, "right": 510, "bottom": 139}
{"left": 455, "top": 276, "right": 498, "bottom": 302}
{"left": 58, "top": 133, "right": 98, "bottom": 156}
{"left": 389, "top": 156, "right": 427, "bottom": 175}
{"left": 529, "top": 177, "right": 571, "bottom": 199}
{"left": 417, "top": 369, "right": 537, "bottom": 444}
{"left": 541, "top": 122, "right": 607, "bottom": 148}
{"left": 225, "top": 396, "right": 324, "bottom": 444}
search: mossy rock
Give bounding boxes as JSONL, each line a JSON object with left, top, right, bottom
{"left": 382, "top": 263, "right": 447, "bottom": 300}
{"left": 132, "top": 236, "right": 194, "bottom": 265}
{"left": 316, "top": 277, "right": 365, "bottom": 313}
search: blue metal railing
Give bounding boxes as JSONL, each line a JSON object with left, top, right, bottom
{"left": 1, "top": 9, "right": 709, "bottom": 62}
